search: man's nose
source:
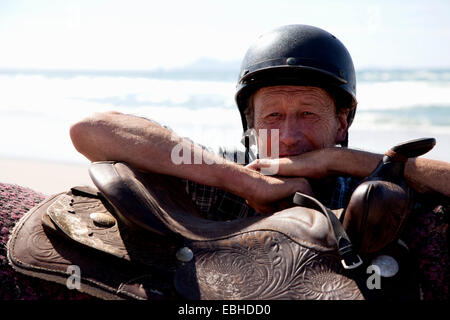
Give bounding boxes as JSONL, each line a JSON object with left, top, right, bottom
{"left": 279, "top": 119, "right": 301, "bottom": 147}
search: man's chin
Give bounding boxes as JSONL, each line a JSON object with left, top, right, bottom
{"left": 278, "top": 150, "right": 312, "bottom": 158}
{"left": 279, "top": 154, "right": 299, "bottom": 158}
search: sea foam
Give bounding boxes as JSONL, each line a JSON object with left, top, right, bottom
{"left": 1, "top": 70, "right": 449, "bottom": 162}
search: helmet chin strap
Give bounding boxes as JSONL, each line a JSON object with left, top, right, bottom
{"left": 341, "top": 132, "right": 349, "bottom": 148}
{"left": 241, "top": 129, "right": 258, "bottom": 163}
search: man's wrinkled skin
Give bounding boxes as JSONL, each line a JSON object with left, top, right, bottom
{"left": 252, "top": 86, "right": 349, "bottom": 157}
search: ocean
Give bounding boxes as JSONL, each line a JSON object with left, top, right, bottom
{"left": 1, "top": 67, "right": 449, "bottom": 164}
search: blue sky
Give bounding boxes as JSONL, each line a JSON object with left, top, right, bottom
{"left": 1, "top": 0, "right": 450, "bottom": 70}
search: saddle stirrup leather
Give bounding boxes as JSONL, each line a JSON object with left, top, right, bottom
{"left": 293, "top": 192, "right": 362, "bottom": 270}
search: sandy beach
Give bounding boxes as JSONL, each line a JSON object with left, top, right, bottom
{"left": 0, "top": 158, "right": 94, "bottom": 196}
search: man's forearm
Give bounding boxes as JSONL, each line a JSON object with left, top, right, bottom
{"left": 328, "top": 148, "right": 450, "bottom": 197}
{"left": 404, "top": 157, "right": 450, "bottom": 196}
{"left": 69, "top": 111, "right": 258, "bottom": 198}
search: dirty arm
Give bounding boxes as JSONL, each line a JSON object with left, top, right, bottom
{"left": 328, "top": 148, "right": 450, "bottom": 197}
{"left": 248, "top": 147, "right": 450, "bottom": 197}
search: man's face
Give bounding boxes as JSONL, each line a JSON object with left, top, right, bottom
{"left": 253, "top": 85, "right": 349, "bottom": 158}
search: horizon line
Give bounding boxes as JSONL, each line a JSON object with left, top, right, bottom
{"left": 2, "top": 66, "right": 450, "bottom": 73}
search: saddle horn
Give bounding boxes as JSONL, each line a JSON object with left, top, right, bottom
{"left": 342, "top": 137, "right": 436, "bottom": 254}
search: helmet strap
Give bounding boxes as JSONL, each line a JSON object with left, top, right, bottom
{"left": 341, "top": 132, "right": 349, "bottom": 148}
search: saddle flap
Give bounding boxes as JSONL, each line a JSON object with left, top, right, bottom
{"left": 43, "top": 192, "right": 129, "bottom": 260}
{"left": 42, "top": 188, "right": 180, "bottom": 267}
{"left": 7, "top": 190, "right": 181, "bottom": 300}
{"left": 343, "top": 180, "right": 412, "bottom": 253}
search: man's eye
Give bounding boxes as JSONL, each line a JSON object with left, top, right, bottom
{"left": 268, "top": 112, "right": 280, "bottom": 117}
{"left": 302, "top": 111, "right": 314, "bottom": 116}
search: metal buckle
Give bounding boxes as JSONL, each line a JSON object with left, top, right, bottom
{"left": 341, "top": 254, "right": 363, "bottom": 270}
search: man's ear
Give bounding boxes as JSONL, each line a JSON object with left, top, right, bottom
{"left": 335, "top": 108, "right": 350, "bottom": 144}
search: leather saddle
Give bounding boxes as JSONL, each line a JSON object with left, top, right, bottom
{"left": 6, "top": 138, "right": 435, "bottom": 300}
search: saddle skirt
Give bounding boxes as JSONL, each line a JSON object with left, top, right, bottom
{"left": 6, "top": 161, "right": 417, "bottom": 300}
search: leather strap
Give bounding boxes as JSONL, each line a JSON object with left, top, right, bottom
{"left": 293, "top": 192, "right": 362, "bottom": 269}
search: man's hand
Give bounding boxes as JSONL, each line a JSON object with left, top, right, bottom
{"left": 243, "top": 173, "right": 313, "bottom": 215}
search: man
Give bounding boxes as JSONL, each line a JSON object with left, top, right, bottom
{"left": 69, "top": 25, "right": 449, "bottom": 299}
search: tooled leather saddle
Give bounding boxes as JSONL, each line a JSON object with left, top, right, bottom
{"left": 6, "top": 138, "right": 436, "bottom": 300}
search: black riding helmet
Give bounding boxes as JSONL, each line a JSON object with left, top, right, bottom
{"left": 235, "top": 24, "right": 357, "bottom": 147}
